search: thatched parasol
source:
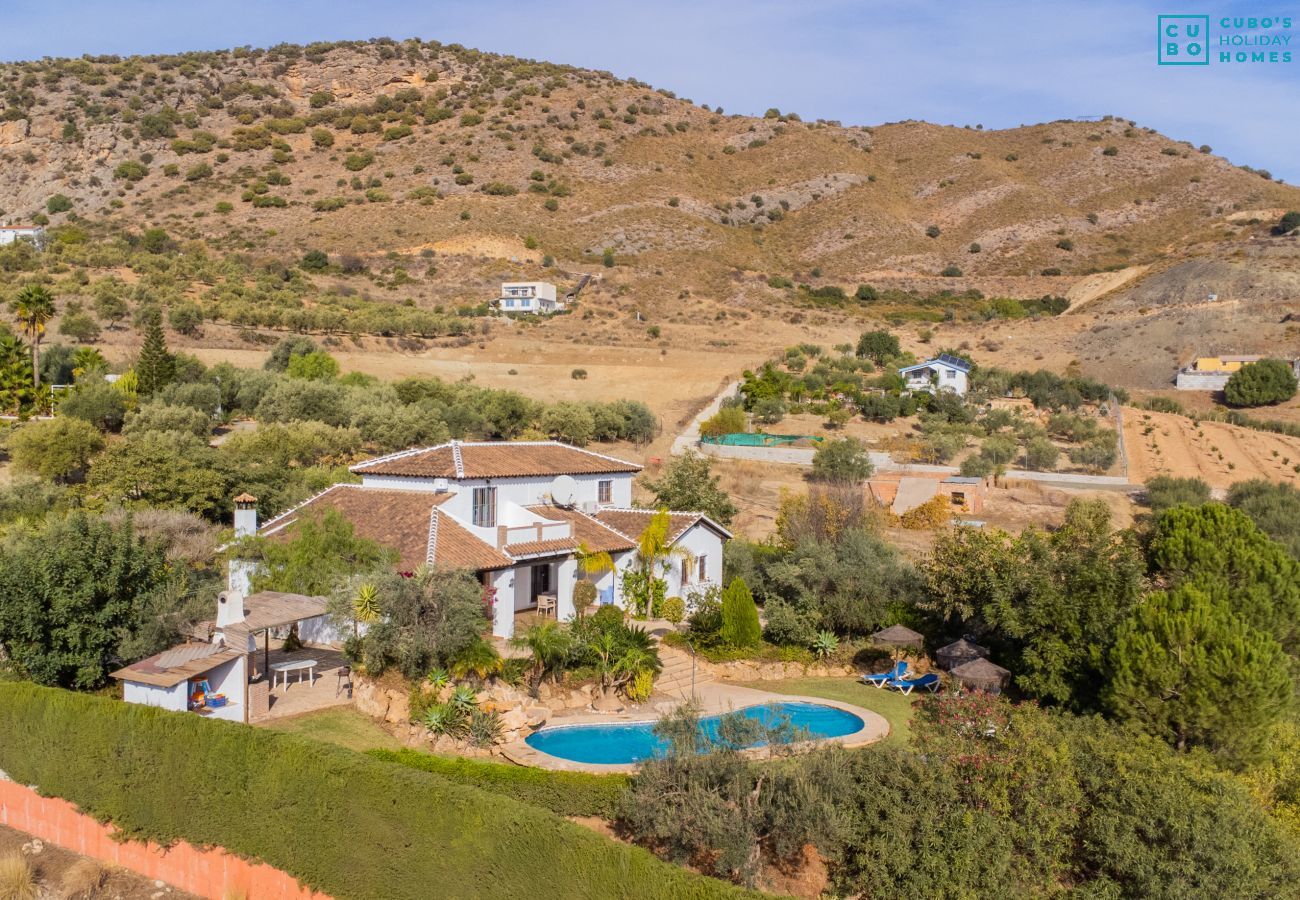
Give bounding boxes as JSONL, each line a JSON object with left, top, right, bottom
{"left": 936, "top": 638, "right": 988, "bottom": 671}
{"left": 871, "top": 624, "right": 924, "bottom": 649}
{"left": 950, "top": 657, "right": 1011, "bottom": 694}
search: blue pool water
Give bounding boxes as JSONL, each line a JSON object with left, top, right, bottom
{"left": 525, "top": 701, "right": 864, "bottom": 765}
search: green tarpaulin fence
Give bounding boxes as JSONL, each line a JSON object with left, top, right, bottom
{"left": 700, "top": 432, "right": 823, "bottom": 446}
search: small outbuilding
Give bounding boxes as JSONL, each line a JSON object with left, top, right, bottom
{"left": 936, "top": 638, "right": 988, "bottom": 671}
{"left": 950, "top": 657, "right": 1012, "bottom": 694}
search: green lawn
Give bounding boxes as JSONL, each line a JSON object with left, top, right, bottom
{"left": 263, "top": 706, "right": 404, "bottom": 752}
{"left": 737, "top": 676, "right": 919, "bottom": 745}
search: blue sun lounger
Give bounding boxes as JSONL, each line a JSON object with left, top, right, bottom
{"left": 861, "top": 660, "right": 910, "bottom": 688}
{"left": 886, "top": 672, "right": 941, "bottom": 695}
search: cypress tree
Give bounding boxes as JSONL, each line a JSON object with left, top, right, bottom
{"left": 135, "top": 311, "right": 174, "bottom": 396}
{"left": 719, "top": 576, "right": 761, "bottom": 649}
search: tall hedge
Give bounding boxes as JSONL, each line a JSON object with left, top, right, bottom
{"left": 0, "top": 684, "right": 754, "bottom": 900}
{"left": 368, "top": 748, "right": 629, "bottom": 818}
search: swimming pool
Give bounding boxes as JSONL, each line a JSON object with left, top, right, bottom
{"left": 524, "top": 701, "right": 865, "bottom": 765}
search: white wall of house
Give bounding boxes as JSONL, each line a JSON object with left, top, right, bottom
{"left": 123, "top": 680, "right": 188, "bottom": 712}
{"left": 489, "top": 568, "right": 515, "bottom": 638}
{"left": 202, "top": 656, "right": 247, "bottom": 723}
{"left": 662, "top": 523, "right": 725, "bottom": 601}
{"left": 297, "top": 614, "right": 343, "bottom": 645}
{"left": 904, "top": 364, "right": 968, "bottom": 397}
{"left": 499, "top": 282, "right": 558, "bottom": 313}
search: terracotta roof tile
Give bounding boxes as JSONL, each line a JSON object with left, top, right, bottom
{"left": 430, "top": 512, "right": 514, "bottom": 570}
{"left": 524, "top": 505, "right": 637, "bottom": 554}
{"left": 259, "top": 485, "right": 454, "bottom": 572}
{"left": 353, "top": 441, "right": 641, "bottom": 479}
{"left": 504, "top": 537, "right": 581, "bottom": 557}
{"left": 590, "top": 508, "right": 703, "bottom": 543}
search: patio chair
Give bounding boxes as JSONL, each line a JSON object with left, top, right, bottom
{"left": 861, "top": 660, "right": 910, "bottom": 689}
{"left": 886, "top": 672, "right": 941, "bottom": 695}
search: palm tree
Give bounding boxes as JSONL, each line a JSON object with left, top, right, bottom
{"left": 10, "top": 284, "right": 55, "bottom": 389}
{"left": 510, "top": 620, "right": 571, "bottom": 693}
{"left": 626, "top": 509, "right": 692, "bottom": 617}
{"left": 0, "top": 328, "right": 33, "bottom": 415}
{"left": 70, "top": 347, "right": 107, "bottom": 381}
{"left": 449, "top": 638, "right": 503, "bottom": 685}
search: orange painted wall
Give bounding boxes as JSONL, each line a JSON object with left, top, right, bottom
{"left": 0, "top": 779, "right": 331, "bottom": 900}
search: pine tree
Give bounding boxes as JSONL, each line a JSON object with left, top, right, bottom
{"left": 1104, "top": 585, "right": 1290, "bottom": 763}
{"left": 720, "top": 576, "right": 761, "bottom": 649}
{"left": 135, "top": 311, "right": 174, "bottom": 396}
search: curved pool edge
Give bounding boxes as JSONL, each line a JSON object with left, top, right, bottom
{"left": 498, "top": 693, "right": 890, "bottom": 774}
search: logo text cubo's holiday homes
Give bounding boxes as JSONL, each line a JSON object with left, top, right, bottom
{"left": 1158, "top": 14, "right": 1294, "bottom": 65}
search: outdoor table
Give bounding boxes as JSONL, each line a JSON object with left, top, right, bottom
{"left": 270, "top": 658, "right": 317, "bottom": 689}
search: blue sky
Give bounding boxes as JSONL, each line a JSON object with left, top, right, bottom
{"left": 4, "top": 0, "right": 1298, "bottom": 180}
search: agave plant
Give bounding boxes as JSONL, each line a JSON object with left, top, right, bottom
{"left": 353, "top": 582, "right": 382, "bottom": 626}
{"left": 425, "top": 668, "right": 450, "bottom": 690}
{"left": 450, "top": 684, "right": 478, "bottom": 711}
{"left": 811, "top": 630, "right": 840, "bottom": 660}
{"left": 467, "top": 708, "right": 504, "bottom": 748}
{"left": 423, "top": 702, "right": 468, "bottom": 738}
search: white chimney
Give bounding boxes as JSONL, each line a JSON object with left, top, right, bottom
{"left": 216, "top": 589, "right": 246, "bottom": 629}
{"left": 233, "top": 493, "right": 258, "bottom": 538}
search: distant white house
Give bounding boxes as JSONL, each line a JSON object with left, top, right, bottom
{"left": 0, "top": 226, "right": 46, "bottom": 248}
{"left": 498, "top": 281, "right": 562, "bottom": 314}
{"left": 899, "top": 354, "right": 972, "bottom": 397}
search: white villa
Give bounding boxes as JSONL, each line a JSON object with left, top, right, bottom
{"left": 497, "top": 281, "right": 562, "bottom": 314}
{"left": 251, "top": 441, "right": 730, "bottom": 639}
{"left": 899, "top": 354, "right": 972, "bottom": 397}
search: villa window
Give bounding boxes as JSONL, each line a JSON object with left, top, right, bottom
{"left": 681, "top": 558, "right": 690, "bottom": 585}
{"left": 598, "top": 480, "right": 612, "bottom": 504}
{"left": 697, "top": 555, "right": 707, "bottom": 582}
{"left": 472, "top": 486, "right": 497, "bottom": 527}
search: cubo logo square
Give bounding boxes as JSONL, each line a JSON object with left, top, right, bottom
{"left": 1159, "top": 14, "right": 1211, "bottom": 64}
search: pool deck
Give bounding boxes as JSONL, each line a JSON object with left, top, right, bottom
{"left": 498, "top": 681, "right": 890, "bottom": 773}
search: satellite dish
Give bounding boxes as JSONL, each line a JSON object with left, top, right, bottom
{"left": 549, "top": 474, "right": 578, "bottom": 508}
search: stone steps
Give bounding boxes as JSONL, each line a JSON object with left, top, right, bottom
{"left": 654, "top": 642, "right": 712, "bottom": 698}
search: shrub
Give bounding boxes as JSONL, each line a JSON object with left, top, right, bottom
{"left": 1273, "top": 210, "right": 1300, "bottom": 235}
{"left": 662, "top": 596, "right": 686, "bottom": 627}
{"left": 811, "top": 437, "right": 874, "bottom": 484}
{"left": 572, "top": 580, "right": 598, "bottom": 617}
{"left": 1224, "top": 359, "right": 1298, "bottom": 407}
{"left": 47, "top": 193, "right": 73, "bottom": 214}
{"left": 0, "top": 853, "right": 36, "bottom": 900}
{"left": 301, "top": 249, "right": 329, "bottom": 270}
{"left": 940, "top": 265, "right": 963, "bottom": 277}
{"left": 925, "top": 225, "right": 941, "bottom": 238}
{"left": 0, "top": 684, "right": 746, "bottom": 900}
{"left": 113, "top": 160, "right": 148, "bottom": 181}
{"left": 719, "top": 577, "right": 761, "bottom": 649}
{"left": 343, "top": 152, "right": 374, "bottom": 171}
{"left": 1145, "top": 475, "right": 1212, "bottom": 512}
